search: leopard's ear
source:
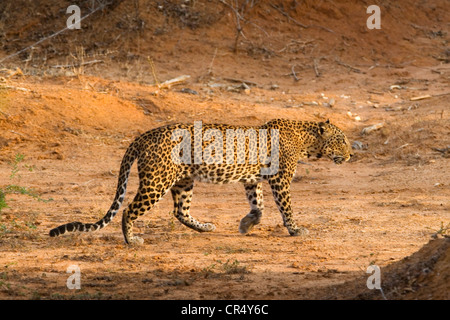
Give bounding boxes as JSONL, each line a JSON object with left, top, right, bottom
{"left": 318, "top": 121, "right": 332, "bottom": 138}
{"left": 325, "top": 119, "right": 330, "bottom": 124}
{"left": 318, "top": 122, "right": 326, "bottom": 135}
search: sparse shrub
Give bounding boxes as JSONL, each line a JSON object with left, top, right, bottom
{"left": 0, "top": 153, "right": 52, "bottom": 215}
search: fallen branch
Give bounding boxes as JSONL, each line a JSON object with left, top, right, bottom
{"left": 51, "top": 59, "right": 103, "bottom": 69}
{"left": 410, "top": 92, "right": 450, "bottom": 101}
{"left": 0, "top": 84, "right": 30, "bottom": 91}
{"left": 223, "top": 77, "right": 258, "bottom": 87}
{"left": 361, "top": 123, "right": 384, "bottom": 135}
{"left": 158, "top": 75, "right": 191, "bottom": 89}
{"left": 410, "top": 94, "right": 431, "bottom": 101}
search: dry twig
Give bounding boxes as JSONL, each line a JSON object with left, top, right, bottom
{"left": 291, "top": 65, "right": 299, "bottom": 81}
{"left": 269, "top": 2, "right": 307, "bottom": 28}
{"left": 147, "top": 56, "right": 160, "bottom": 87}
{"left": 313, "top": 59, "right": 320, "bottom": 77}
{"left": 208, "top": 48, "right": 218, "bottom": 76}
{"left": 335, "top": 58, "right": 364, "bottom": 74}
{"left": 270, "top": 2, "right": 335, "bottom": 33}
{"left": 219, "top": 0, "right": 268, "bottom": 53}
{"left": 218, "top": 0, "right": 247, "bottom": 53}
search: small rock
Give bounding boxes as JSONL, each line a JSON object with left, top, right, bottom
{"left": 352, "top": 141, "right": 368, "bottom": 150}
{"left": 270, "top": 84, "right": 279, "bottom": 90}
{"left": 329, "top": 98, "right": 335, "bottom": 107}
{"left": 180, "top": 88, "right": 198, "bottom": 95}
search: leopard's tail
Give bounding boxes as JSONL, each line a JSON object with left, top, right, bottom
{"left": 49, "top": 139, "right": 139, "bottom": 237}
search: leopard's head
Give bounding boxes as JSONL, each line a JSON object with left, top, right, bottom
{"left": 317, "top": 120, "right": 353, "bottom": 164}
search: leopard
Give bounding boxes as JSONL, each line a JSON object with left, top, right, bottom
{"left": 49, "top": 119, "right": 353, "bottom": 245}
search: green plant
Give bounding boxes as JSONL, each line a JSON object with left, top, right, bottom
{"left": 431, "top": 221, "right": 450, "bottom": 238}
{"left": 0, "top": 189, "right": 7, "bottom": 213}
{"left": 0, "top": 153, "right": 52, "bottom": 214}
{"left": 0, "top": 272, "right": 11, "bottom": 291}
{"left": 202, "top": 263, "right": 216, "bottom": 274}
{"left": 218, "top": 259, "right": 250, "bottom": 274}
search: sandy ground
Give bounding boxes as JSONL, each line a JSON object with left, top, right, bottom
{"left": 0, "top": 0, "right": 449, "bottom": 300}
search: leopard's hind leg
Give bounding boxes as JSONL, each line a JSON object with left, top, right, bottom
{"left": 239, "top": 182, "right": 264, "bottom": 234}
{"left": 170, "top": 177, "right": 216, "bottom": 232}
{"left": 122, "top": 157, "right": 179, "bottom": 245}
{"left": 121, "top": 187, "right": 165, "bottom": 245}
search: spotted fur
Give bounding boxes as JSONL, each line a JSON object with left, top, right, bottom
{"left": 49, "top": 119, "right": 352, "bottom": 244}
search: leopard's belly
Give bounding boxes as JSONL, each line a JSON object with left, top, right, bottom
{"left": 188, "top": 163, "right": 262, "bottom": 184}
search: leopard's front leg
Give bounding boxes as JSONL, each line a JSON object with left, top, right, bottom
{"left": 268, "top": 174, "right": 309, "bottom": 236}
